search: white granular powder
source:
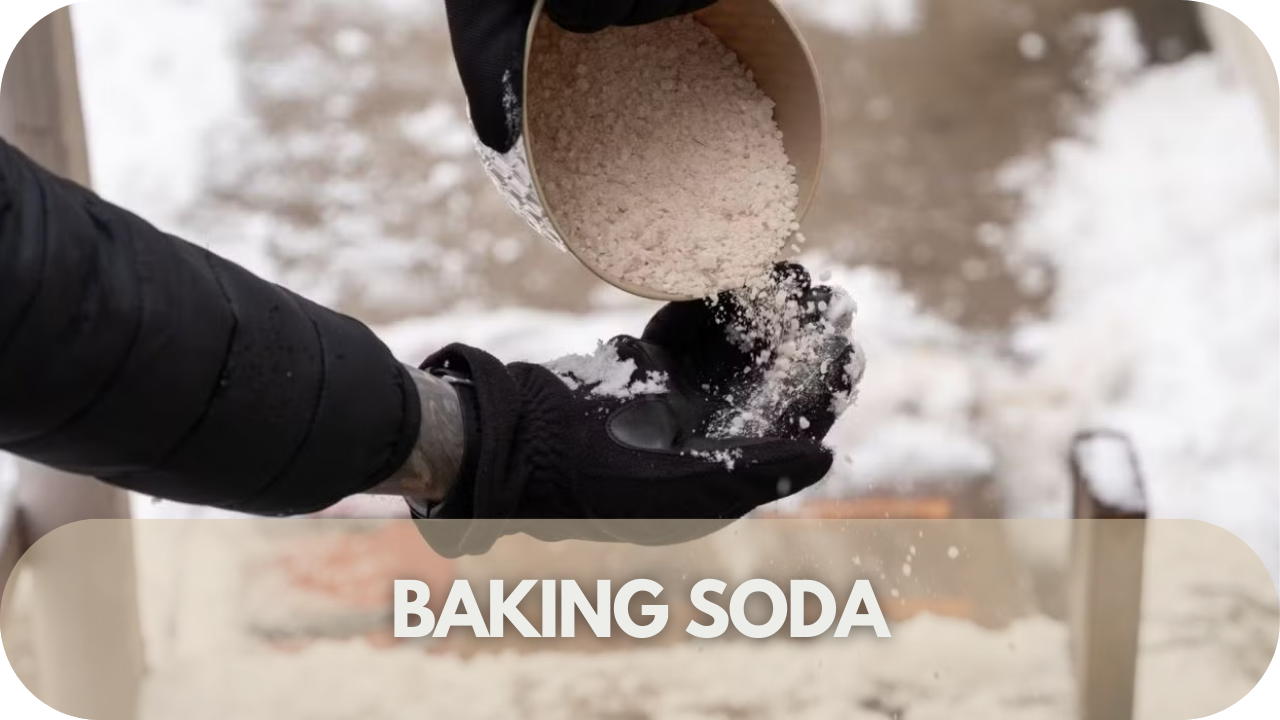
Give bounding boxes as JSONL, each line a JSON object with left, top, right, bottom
{"left": 527, "top": 15, "right": 800, "bottom": 298}
{"left": 708, "top": 272, "right": 865, "bottom": 439}
{"left": 688, "top": 448, "right": 742, "bottom": 470}
{"left": 545, "top": 342, "right": 669, "bottom": 399}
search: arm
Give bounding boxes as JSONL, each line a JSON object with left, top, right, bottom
{"left": 365, "top": 367, "right": 464, "bottom": 502}
{"left": 0, "top": 137, "right": 456, "bottom": 515}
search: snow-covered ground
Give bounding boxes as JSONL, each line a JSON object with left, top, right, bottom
{"left": 996, "top": 10, "right": 1279, "bottom": 579}
{"left": 59, "top": 0, "right": 1279, "bottom": 583}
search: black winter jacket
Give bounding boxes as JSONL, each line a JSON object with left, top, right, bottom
{"left": 0, "top": 138, "right": 420, "bottom": 515}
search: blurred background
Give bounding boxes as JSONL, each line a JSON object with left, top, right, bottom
{"left": 39, "top": 0, "right": 1272, "bottom": 576}
{"left": 0, "top": 1, "right": 1277, "bottom": 717}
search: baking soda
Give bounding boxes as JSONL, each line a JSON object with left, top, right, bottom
{"left": 527, "top": 15, "right": 800, "bottom": 298}
{"left": 708, "top": 271, "right": 865, "bottom": 440}
{"left": 542, "top": 270, "right": 863, "bottom": 455}
{"left": 545, "top": 342, "right": 669, "bottom": 399}
{"left": 527, "top": 15, "right": 859, "bottom": 443}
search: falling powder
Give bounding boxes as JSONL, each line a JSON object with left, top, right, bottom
{"left": 707, "top": 270, "right": 865, "bottom": 440}
{"left": 524, "top": 16, "right": 865, "bottom": 448}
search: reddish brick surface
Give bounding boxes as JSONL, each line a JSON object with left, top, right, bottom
{"left": 251, "top": 522, "right": 455, "bottom": 647}
{"left": 272, "top": 523, "right": 453, "bottom": 612}
{"left": 768, "top": 497, "right": 959, "bottom": 520}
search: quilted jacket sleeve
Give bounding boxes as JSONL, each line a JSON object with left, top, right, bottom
{"left": 0, "top": 137, "right": 420, "bottom": 515}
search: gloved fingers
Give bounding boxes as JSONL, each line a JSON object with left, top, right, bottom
{"left": 524, "top": 518, "right": 734, "bottom": 546}
{"left": 641, "top": 262, "right": 814, "bottom": 348}
{"left": 609, "top": 336, "right": 673, "bottom": 378}
{"left": 642, "top": 262, "right": 856, "bottom": 411}
{"left": 445, "top": 0, "right": 536, "bottom": 152}
{"left": 516, "top": 517, "right": 616, "bottom": 543}
{"left": 641, "top": 300, "right": 757, "bottom": 391}
{"left": 605, "top": 518, "right": 736, "bottom": 545}
{"left": 715, "top": 262, "right": 813, "bottom": 323}
{"left": 773, "top": 341, "right": 858, "bottom": 442}
{"left": 693, "top": 437, "right": 832, "bottom": 515}
{"left": 817, "top": 285, "right": 856, "bottom": 336}
{"left": 411, "top": 517, "right": 505, "bottom": 559}
{"left": 642, "top": 297, "right": 721, "bottom": 348}
{"left": 767, "top": 261, "right": 815, "bottom": 296}
{"left": 712, "top": 263, "right": 818, "bottom": 353}
{"left": 796, "top": 285, "right": 856, "bottom": 333}
{"left": 547, "top": 0, "right": 719, "bottom": 33}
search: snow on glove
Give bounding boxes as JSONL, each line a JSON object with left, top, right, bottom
{"left": 414, "top": 265, "right": 862, "bottom": 557}
{"left": 445, "top": 0, "right": 719, "bottom": 153}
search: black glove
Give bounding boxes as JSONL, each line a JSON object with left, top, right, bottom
{"left": 445, "top": 0, "right": 719, "bottom": 152}
{"left": 415, "top": 265, "right": 860, "bottom": 557}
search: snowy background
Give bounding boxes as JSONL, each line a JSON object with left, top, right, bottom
{"left": 16, "top": 0, "right": 1271, "bottom": 588}
{"left": 1, "top": 1, "right": 1277, "bottom": 718}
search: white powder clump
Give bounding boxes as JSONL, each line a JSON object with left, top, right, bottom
{"left": 527, "top": 16, "right": 800, "bottom": 298}
{"left": 545, "top": 342, "right": 669, "bottom": 399}
{"left": 1074, "top": 434, "right": 1146, "bottom": 513}
{"left": 709, "top": 272, "right": 866, "bottom": 439}
{"left": 688, "top": 448, "right": 742, "bottom": 471}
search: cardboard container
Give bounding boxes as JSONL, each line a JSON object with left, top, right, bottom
{"left": 476, "top": 0, "right": 827, "bottom": 301}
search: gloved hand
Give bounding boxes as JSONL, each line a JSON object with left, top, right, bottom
{"left": 445, "top": 0, "right": 719, "bottom": 153}
{"left": 414, "top": 265, "right": 863, "bottom": 557}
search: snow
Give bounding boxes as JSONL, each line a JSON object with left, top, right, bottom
{"left": 1075, "top": 9, "right": 1148, "bottom": 92}
{"left": 799, "top": 261, "right": 991, "bottom": 497}
{"left": 1073, "top": 434, "right": 1146, "bottom": 513}
{"left": 378, "top": 306, "right": 658, "bottom": 364}
{"left": 1019, "top": 32, "right": 1048, "bottom": 61}
{"left": 847, "top": 419, "right": 996, "bottom": 491}
{"left": 999, "top": 24, "right": 1279, "bottom": 579}
{"left": 71, "top": 0, "right": 248, "bottom": 235}
{"left": 399, "top": 103, "right": 474, "bottom": 158}
{"left": 779, "top": 0, "right": 923, "bottom": 36}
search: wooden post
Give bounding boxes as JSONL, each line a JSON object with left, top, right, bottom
{"left": 1, "top": 9, "right": 145, "bottom": 720}
{"left": 1068, "top": 431, "right": 1147, "bottom": 720}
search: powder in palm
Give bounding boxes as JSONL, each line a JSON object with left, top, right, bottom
{"left": 545, "top": 342, "right": 669, "bottom": 399}
{"left": 708, "top": 272, "right": 866, "bottom": 440}
{"left": 527, "top": 15, "right": 800, "bottom": 298}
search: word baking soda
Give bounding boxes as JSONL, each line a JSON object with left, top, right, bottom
{"left": 527, "top": 15, "right": 801, "bottom": 298}
{"left": 393, "top": 578, "right": 890, "bottom": 640}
